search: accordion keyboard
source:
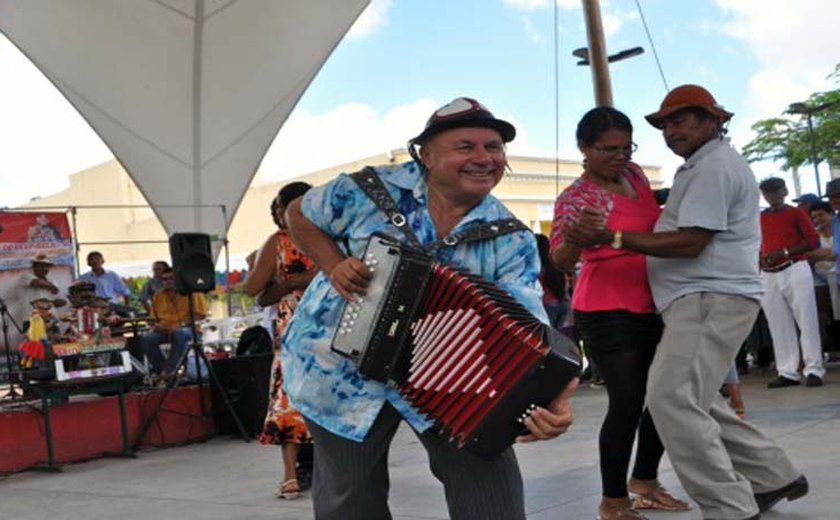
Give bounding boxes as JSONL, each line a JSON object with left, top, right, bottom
{"left": 331, "top": 235, "right": 405, "bottom": 361}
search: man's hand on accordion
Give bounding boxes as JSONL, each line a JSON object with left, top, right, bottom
{"left": 328, "top": 256, "right": 373, "bottom": 301}
{"left": 515, "top": 377, "right": 579, "bottom": 443}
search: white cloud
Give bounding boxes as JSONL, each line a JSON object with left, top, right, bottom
{"left": 503, "top": 0, "right": 579, "bottom": 11}
{"left": 715, "top": 1, "right": 839, "bottom": 123}
{"left": 713, "top": 0, "right": 840, "bottom": 191}
{"left": 257, "top": 99, "right": 542, "bottom": 182}
{"left": 346, "top": 0, "right": 393, "bottom": 40}
{"left": 520, "top": 16, "right": 544, "bottom": 44}
{"left": 602, "top": 9, "right": 639, "bottom": 38}
{"left": 504, "top": 0, "right": 550, "bottom": 10}
{"left": 504, "top": 0, "right": 634, "bottom": 43}
{"left": 257, "top": 99, "right": 435, "bottom": 181}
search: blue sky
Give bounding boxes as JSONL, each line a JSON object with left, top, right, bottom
{"left": 259, "top": 0, "right": 838, "bottom": 196}
{"left": 1, "top": 0, "right": 838, "bottom": 208}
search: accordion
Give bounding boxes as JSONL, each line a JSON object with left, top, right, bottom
{"left": 332, "top": 234, "right": 580, "bottom": 459}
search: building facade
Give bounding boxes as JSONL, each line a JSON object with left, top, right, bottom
{"left": 23, "top": 151, "right": 661, "bottom": 274}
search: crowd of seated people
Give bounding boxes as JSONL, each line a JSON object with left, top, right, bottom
{"left": 16, "top": 253, "right": 223, "bottom": 384}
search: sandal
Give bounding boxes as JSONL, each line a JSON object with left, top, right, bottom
{"left": 597, "top": 507, "right": 647, "bottom": 520}
{"left": 628, "top": 480, "right": 691, "bottom": 511}
{"left": 275, "top": 478, "right": 300, "bottom": 500}
{"left": 597, "top": 497, "right": 648, "bottom": 520}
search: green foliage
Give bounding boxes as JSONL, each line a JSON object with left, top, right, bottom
{"left": 743, "top": 65, "right": 840, "bottom": 171}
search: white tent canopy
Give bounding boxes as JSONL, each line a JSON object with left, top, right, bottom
{"left": 0, "top": 0, "right": 368, "bottom": 245}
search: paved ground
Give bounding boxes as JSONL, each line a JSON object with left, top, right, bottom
{"left": 1, "top": 364, "right": 837, "bottom": 520}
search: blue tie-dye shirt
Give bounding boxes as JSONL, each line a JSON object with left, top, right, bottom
{"left": 281, "top": 160, "right": 548, "bottom": 442}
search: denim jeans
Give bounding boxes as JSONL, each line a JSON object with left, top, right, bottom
{"left": 140, "top": 327, "right": 194, "bottom": 374}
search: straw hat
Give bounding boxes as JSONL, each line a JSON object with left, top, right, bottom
{"left": 31, "top": 253, "right": 54, "bottom": 266}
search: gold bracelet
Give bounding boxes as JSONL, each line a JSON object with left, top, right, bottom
{"left": 610, "top": 229, "right": 623, "bottom": 249}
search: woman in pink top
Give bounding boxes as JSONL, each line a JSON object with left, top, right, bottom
{"left": 550, "top": 107, "right": 689, "bottom": 520}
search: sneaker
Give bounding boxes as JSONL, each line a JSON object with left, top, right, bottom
{"left": 804, "top": 374, "right": 823, "bottom": 387}
{"left": 767, "top": 376, "right": 800, "bottom": 389}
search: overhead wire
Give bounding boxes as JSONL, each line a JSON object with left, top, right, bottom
{"left": 633, "top": 0, "right": 669, "bottom": 92}
{"left": 553, "top": 0, "right": 561, "bottom": 196}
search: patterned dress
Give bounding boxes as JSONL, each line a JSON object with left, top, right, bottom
{"left": 258, "top": 230, "right": 314, "bottom": 446}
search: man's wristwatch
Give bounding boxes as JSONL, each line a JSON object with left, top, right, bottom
{"left": 610, "top": 229, "right": 623, "bottom": 249}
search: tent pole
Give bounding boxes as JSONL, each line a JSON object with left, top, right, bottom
{"left": 70, "top": 206, "right": 80, "bottom": 277}
{"left": 221, "top": 204, "right": 232, "bottom": 317}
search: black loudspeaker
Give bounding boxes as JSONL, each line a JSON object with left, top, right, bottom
{"left": 169, "top": 233, "right": 216, "bottom": 293}
{"left": 209, "top": 353, "right": 273, "bottom": 437}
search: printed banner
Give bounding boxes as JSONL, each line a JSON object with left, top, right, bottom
{"left": 0, "top": 211, "right": 74, "bottom": 270}
{"left": 0, "top": 211, "right": 75, "bottom": 356}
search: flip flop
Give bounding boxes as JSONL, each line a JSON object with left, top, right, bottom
{"left": 629, "top": 483, "right": 691, "bottom": 511}
{"left": 275, "top": 478, "right": 300, "bottom": 500}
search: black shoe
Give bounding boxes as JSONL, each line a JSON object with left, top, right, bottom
{"left": 754, "top": 475, "right": 808, "bottom": 513}
{"left": 767, "top": 376, "right": 800, "bottom": 389}
{"left": 804, "top": 374, "right": 823, "bottom": 387}
{"left": 579, "top": 365, "right": 592, "bottom": 383}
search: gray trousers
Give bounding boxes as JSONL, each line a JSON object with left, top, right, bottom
{"left": 647, "top": 292, "right": 799, "bottom": 519}
{"left": 305, "top": 402, "right": 525, "bottom": 520}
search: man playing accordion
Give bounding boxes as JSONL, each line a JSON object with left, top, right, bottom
{"left": 282, "top": 97, "right": 578, "bottom": 520}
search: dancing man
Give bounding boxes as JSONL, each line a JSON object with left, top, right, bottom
{"left": 282, "top": 97, "right": 578, "bottom": 520}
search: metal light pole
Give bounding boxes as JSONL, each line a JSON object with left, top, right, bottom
{"left": 581, "top": 0, "right": 612, "bottom": 106}
{"left": 788, "top": 100, "right": 840, "bottom": 197}
{"left": 579, "top": 0, "right": 644, "bottom": 107}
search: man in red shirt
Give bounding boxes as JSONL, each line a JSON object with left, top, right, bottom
{"left": 758, "top": 177, "right": 825, "bottom": 387}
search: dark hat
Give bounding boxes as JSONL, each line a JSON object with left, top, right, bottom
{"left": 409, "top": 97, "right": 516, "bottom": 146}
{"left": 646, "top": 84, "right": 734, "bottom": 129}
{"left": 68, "top": 279, "right": 96, "bottom": 292}
{"left": 758, "top": 177, "right": 786, "bottom": 192}
{"left": 825, "top": 178, "right": 840, "bottom": 198}
{"left": 792, "top": 193, "right": 819, "bottom": 205}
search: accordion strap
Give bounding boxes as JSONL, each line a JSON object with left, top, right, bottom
{"left": 350, "top": 167, "right": 530, "bottom": 252}
{"left": 434, "top": 218, "right": 529, "bottom": 251}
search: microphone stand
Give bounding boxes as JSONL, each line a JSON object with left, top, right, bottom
{"left": 0, "top": 297, "right": 24, "bottom": 399}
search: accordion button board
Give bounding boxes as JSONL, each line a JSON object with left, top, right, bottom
{"left": 331, "top": 234, "right": 433, "bottom": 383}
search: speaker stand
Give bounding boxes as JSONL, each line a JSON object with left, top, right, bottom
{"left": 133, "top": 296, "right": 250, "bottom": 449}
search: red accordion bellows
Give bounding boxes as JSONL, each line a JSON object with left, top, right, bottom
{"left": 399, "top": 264, "right": 550, "bottom": 447}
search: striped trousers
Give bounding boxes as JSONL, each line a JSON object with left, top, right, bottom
{"left": 304, "top": 402, "right": 526, "bottom": 520}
